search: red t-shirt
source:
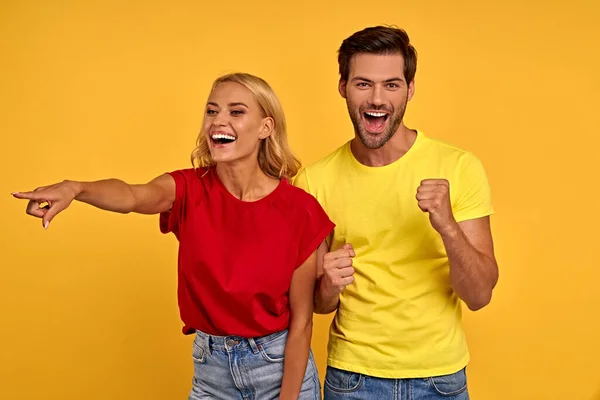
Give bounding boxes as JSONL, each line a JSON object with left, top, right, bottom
{"left": 160, "top": 167, "right": 334, "bottom": 337}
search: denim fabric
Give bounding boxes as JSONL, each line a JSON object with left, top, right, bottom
{"left": 324, "top": 366, "right": 469, "bottom": 400}
{"left": 188, "top": 329, "right": 321, "bottom": 399}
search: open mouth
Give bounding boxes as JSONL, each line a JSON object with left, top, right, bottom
{"left": 363, "top": 111, "right": 389, "bottom": 133}
{"left": 210, "top": 133, "right": 237, "bottom": 145}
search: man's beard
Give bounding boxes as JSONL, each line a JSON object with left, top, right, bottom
{"left": 347, "top": 99, "right": 407, "bottom": 149}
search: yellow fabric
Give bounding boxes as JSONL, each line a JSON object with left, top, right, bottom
{"left": 294, "top": 131, "right": 493, "bottom": 378}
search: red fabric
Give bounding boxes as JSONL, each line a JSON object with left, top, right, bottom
{"left": 160, "top": 167, "right": 334, "bottom": 337}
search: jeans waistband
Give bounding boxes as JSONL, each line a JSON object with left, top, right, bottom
{"left": 194, "top": 329, "right": 288, "bottom": 353}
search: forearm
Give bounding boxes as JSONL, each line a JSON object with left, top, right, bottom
{"left": 314, "top": 278, "right": 339, "bottom": 314}
{"left": 442, "top": 223, "right": 498, "bottom": 311}
{"left": 71, "top": 179, "right": 138, "bottom": 214}
{"left": 279, "top": 322, "right": 313, "bottom": 400}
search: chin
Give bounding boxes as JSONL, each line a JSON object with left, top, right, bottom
{"left": 358, "top": 130, "right": 391, "bottom": 149}
{"left": 210, "top": 154, "right": 234, "bottom": 164}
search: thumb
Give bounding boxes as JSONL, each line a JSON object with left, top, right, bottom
{"left": 41, "top": 203, "right": 61, "bottom": 229}
{"left": 343, "top": 243, "right": 355, "bottom": 257}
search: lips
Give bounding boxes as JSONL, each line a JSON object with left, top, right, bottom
{"left": 362, "top": 110, "right": 389, "bottom": 133}
{"left": 210, "top": 132, "right": 237, "bottom": 145}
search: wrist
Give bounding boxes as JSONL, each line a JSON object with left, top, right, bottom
{"left": 320, "top": 280, "right": 340, "bottom": 300}
{"left": 439, "top": 220, "right": 461, "bottom": 240}
{"left": 64, "top": 180, "right": 84, "bottom": 199}
{"left": 278, "top": 392, "right": 298, "bottom": 400}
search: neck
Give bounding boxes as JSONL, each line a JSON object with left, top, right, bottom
{"left": 351, "top": 124, "right": 417, "bottom": 167}
{"left": 215, "top": 158, "right": 278, "bottom": 202}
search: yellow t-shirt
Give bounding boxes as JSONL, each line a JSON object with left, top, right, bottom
{"left": 293, "top": 131, "right": 493, "bottom": 378}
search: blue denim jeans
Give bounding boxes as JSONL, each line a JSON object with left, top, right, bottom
{"left": 188, "top": 329, "right": 321, "bottom": 399}
{"left": 323, "top": 366, "right": 469, "bottom": 400}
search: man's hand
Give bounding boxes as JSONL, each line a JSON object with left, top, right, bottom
{"left": 321, "top": 244, "right": 355, "bottom": 297}
{"left": 416, "top": 179, "right": 458, "bottom": 237}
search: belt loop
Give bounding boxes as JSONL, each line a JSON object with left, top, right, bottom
{"left": 204, "top": 333, "right": 212, "bottom": 355}
{"left": 248, "top": 338, "right": 260, "bottom": 354}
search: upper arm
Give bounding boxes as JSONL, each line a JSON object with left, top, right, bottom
{"left": 289, "top": 249, "right": 318, "bottom": 327}
{"left": 132, "top": 173, "right": 176, "bottom": 214}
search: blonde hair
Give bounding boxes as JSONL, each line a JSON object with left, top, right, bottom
{"left": 191, "top": 73, "right": 301, "bottom": 180}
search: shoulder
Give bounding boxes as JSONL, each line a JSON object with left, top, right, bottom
{"left": 168, "top": 167, "right": 213, "bottom": 184}
{"left": 419, "top": 132, "right": 484, "bottom": 169}
{"left": 293, "top": 142, "right": 349, "bottom": 192}
{"left": 167, "top": 167, "right": 216, "bottom": 202}
{"left": 303, "top": 142, "right": 349, "bottom": 175}
{"left": 278, "top": 181, "right": 330, "bottom": 227}
{"left": 280, "top": 180, "right": 322, "bottom": 208}
{"left": 170, "top": 167, "right": 209, "bottom": 177}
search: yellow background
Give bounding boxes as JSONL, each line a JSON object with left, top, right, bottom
{"left": 1, "top": 1, "right": 599, "bottom": 399}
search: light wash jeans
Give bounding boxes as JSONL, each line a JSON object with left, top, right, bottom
{"left": 188, "top": 329, "right": 321, "bottom": 399}
{"left": 324, "top": 366, "right": 469, "bottom": 400}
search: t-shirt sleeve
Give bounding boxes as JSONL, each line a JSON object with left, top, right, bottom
{"left": 159, "top": 169, "right": 189, "bottom": 238}
{"left": 452, "top": 152, "right": 494, "bottom": 222}
{"left": 295, "top": 192, "right": 335, "bottom": 268}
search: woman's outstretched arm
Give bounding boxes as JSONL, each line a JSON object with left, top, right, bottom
{"left": 12, "top": 174, "right": 176, "bottom": 229}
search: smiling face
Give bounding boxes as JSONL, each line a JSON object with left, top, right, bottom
{"left": 339, "top": 53, "right": 415, "bottom": 149}
{"left": 203, "top": 81, "right": 273, "bottom": 164}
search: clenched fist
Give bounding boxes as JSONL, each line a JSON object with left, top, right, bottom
{"left": 416, "top": 179, "right": 458, "bottom": 236}
{"left": 321, "top": 244, "right": 356, "bottom": 297}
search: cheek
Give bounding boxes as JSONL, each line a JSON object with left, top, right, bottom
{"left": 394, "top": 89, "right": 409, "bottom": 103}
{"left": 348, "top": 90, "right": 370, "bottom": 108}
{"left": 232, "top": 122, "right": 261, "bottom": 145}
{"left": 345, "top": 93, "right": 361, "bottom": 109}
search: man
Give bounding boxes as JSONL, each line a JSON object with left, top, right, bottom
{"left": 294, "top": 26, "right": 498, "bottom": 399}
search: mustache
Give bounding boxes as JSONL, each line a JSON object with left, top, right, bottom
{"left": 359, "top": 104, "right": 393, "bottom": 113}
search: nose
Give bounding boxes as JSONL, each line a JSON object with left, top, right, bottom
{"left": 369, "top": 84, "right": 384, "bottom": 107}
{"left": 212, "top": 110, "right": 228, "bottom": 127}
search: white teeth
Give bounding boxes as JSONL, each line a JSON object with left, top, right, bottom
{"left": 211, "top": 134, "right": 236, "bottom": 141}
{"left": 365, "top": 112, "right": 387, "bottom": 117}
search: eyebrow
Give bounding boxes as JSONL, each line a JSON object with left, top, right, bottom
{"left": 207, "top": 101, "right": 249, "bottom": 108}
{"left": 351, "top": 76, "right": 404, "bottom": 83}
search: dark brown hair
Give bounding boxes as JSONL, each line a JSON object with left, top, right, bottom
{"left": 338, "top": 26, "right": 417, "bottom": 83}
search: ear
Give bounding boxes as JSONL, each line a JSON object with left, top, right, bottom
{"left": 338, "top": 79, "right": 347, "bottom": 99}
{"left": 259, "top": 117, "right": 274, "bottom": 139}
{"left": 407, "top": 79, "right": 416, "bottom": 101}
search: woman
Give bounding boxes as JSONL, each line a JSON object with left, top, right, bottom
{"left": 12, "top": 73, "right": 334, "bottom": 400}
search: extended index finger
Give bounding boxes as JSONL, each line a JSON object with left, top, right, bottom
{"left": 12, "top": 191, "right": 46, "bottom": 201}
